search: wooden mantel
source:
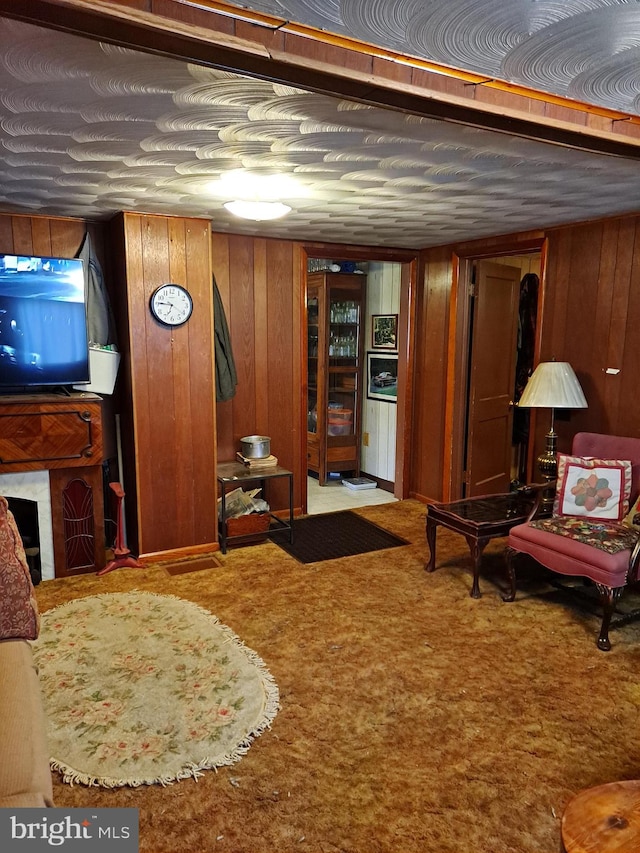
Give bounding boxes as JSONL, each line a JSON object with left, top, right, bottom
{"left": 0, "top": 392, "right": 105, "bottom": 577}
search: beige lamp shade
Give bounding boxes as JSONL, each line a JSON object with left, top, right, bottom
{"left": 518, "top": 361, "right": 588, "bottom": 409}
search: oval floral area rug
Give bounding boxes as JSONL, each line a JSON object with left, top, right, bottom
{"left": 32, "top": 591, "right": 279, "bottom": 788}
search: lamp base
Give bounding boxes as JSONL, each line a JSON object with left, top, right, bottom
{"left": 536, "top": 430, "right": 558, "bottom": 514}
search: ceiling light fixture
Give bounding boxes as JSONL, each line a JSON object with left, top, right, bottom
{"left": 223, "top": 200, "right": 292, "bottom": 221}
{"left": 207, "top": 170, "right": 303, "bottom": 198}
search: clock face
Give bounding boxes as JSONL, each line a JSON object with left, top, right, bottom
{"left": 149, "top": 284, "right": 193, "bottom": 327}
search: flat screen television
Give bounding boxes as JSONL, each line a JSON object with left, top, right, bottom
{"left": 0, "top": 254, "right": 89, "bottom": 390}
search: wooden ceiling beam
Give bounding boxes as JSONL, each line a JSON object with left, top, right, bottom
{"left": 3, "top": 0, "right": 640, "bottom": 160}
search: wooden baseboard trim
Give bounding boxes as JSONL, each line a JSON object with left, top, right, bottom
{"left": 138, "top": 542, "right": 220, "bottom": 564}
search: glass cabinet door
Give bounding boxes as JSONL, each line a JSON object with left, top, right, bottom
{"left": 307, "top": 295, "right": 319, "bottom": 433}
{"left": 327, "top": 294, "right": 360, "bottom": 439}
{"left": 306, "top": 271, "right": 366, "bottom": 485}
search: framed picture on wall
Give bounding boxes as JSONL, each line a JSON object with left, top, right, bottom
{"left": 367, "top": 352, "right": 398, "bottom": 403}
{"left": 371, "top": 314, "right": 398, "bottom": 350}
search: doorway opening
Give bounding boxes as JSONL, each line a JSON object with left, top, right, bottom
{"left": 447, "top": 241, "right": 545, "bottom": 501}
{"left": 302, "top": 250, "right": 417, "bottom": 515}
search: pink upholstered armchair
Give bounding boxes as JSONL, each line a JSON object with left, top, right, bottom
{"left": 505, "top": 432, "right": 640, "bottom": 651}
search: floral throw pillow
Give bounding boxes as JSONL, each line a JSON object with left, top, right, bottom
{"left": 553, "top": 455, "right": 632, "bottom": 522}
{"left": 0, "top": 495, "right": 39, "bottom": 640}
{"left": 623, "top": 494, "right": 640, "bottom": 531}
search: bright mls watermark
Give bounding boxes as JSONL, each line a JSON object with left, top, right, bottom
{"left": 0, "top": 808, "right": 138, "bottom": 851}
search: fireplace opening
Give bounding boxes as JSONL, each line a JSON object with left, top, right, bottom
{"left": 7, "top": 497, "right": 41, "bottom": 585}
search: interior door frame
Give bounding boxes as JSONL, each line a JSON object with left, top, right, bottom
{"left": 300, "top": 243, "right": 418, "bottom": 514}
{"left": 443, "top": 237, "right": 548, "bottom": 502}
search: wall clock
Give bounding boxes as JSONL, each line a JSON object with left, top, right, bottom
{"left": 149, "top": 284, "right": 193, "bottom": 327}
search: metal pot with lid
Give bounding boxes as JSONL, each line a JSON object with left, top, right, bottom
{"left": 239, "top": 435, "right": 271, "bottom": 459}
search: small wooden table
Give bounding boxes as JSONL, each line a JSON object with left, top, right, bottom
{"left": 217, "top": 461, "right": 294, "bottom": 554}
{"left": 425, "top": 492, "right": 535, "bottom": 598}
{"left": 561, "top": 780, "right": 640, "bottom": 852}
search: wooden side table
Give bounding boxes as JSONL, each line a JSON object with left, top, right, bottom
{"left": 425, "top": 492, "right": 535, "bottom": 598}
{"left": 561, "top": 780, "right": 640, "bottom": 852}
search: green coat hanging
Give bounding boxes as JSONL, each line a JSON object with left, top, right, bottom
{"left": 213, "top": 276, "right": 237, "bottom": 402}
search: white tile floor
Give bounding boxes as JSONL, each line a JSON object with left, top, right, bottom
{"left": 306, "top": 474, "right": 398, "bottom": 515}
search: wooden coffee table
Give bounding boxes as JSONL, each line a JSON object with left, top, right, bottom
{"left": 561, "top": 780, "right": 640, "bottom": 852}
{"left": 425, "top": 492, "right": 536, "bottom": 598}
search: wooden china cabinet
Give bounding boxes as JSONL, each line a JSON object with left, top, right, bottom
{"left": 306, "top": 271, "right": 366, "bottom": 486}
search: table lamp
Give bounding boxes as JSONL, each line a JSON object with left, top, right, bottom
{"left": 517, "top": 361, "right": 588, "bottom": 488}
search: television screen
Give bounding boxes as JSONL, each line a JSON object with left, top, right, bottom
{"left": 0, "top": 254, "right": 89, "bottom": 389}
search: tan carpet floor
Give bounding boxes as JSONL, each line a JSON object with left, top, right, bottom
{"left": 34, "top": 499, "right": 640, "bottom": 853}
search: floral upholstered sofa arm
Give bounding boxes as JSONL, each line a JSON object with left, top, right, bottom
{"left": 0, "top": 495, "right": 54, "bottom": 808}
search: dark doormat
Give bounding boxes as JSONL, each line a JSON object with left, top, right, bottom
{"left": 275, "top": 510, "right": 408, "bottom": 564}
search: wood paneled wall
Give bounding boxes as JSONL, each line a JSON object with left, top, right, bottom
{"left": 211, "top": 232, "right": 304, "bottom": 514}
{"left": 210, "top": 235, "right": 415, "bottom": 513}
{"left": 0, "top": 213, "right": 102, "bottom": 264}
{"left": 543, "top": 216, "right": 640, "bottom": 447}
{"left": 412, "top": 214, "right": 640, "bottom": 504}
{"left": 110, "top": 213, "right": 217, "bottom": 559}
{"left": 6, "top": 208, "right": 640, "bottom": 555}
{"left": 410, "top": 247, "right": 452, "bottom": 503}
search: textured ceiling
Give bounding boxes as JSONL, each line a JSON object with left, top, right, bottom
{"left": 1, "top": 12, "right": 640, "bottom": 249}
{"left": 235, "top": 0, "right": 640, "bottom": 117}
